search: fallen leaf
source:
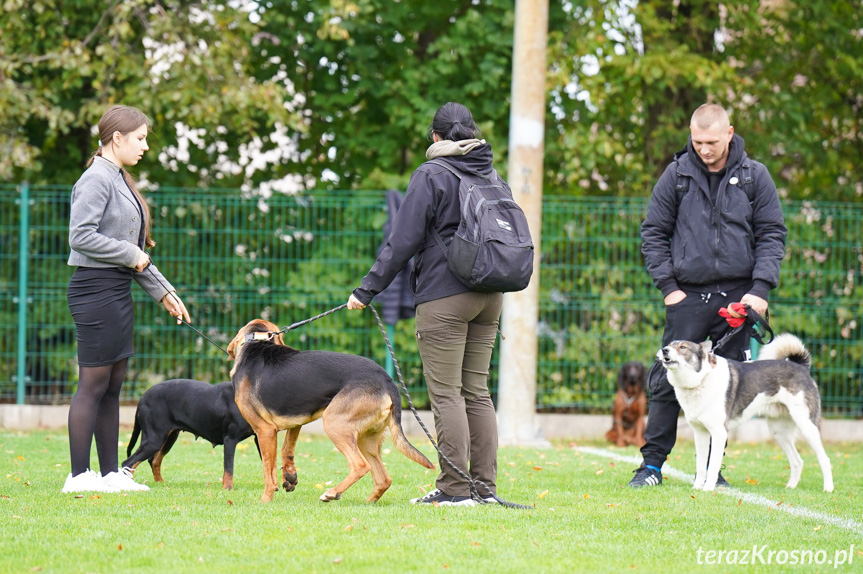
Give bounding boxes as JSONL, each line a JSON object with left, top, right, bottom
{"left": 738, "top": 499, "right": 742, "bottom": 506}
{"left": 584, "top": 494, "right": 590, "bottom": 499}
{"left": 344, "top": 525, "right": 353, "bottom": 532}
{"left": 117, "top": 545, "right": 123, "bottom": 551}
{"left": 471, "top": 542, "right": 481, "bottom": 547}
{"left": 537, "top": 490, "right": 548, "bottom": 499}
{"left": 813, "top": 525, "right": 822, "bottom": 531}
{"left": 595, "top": 469, "right": 604, "bottom": 475}
{"left": 533, "top": 466, "right": 542, "bottom": 471}
{"left": 400, "top": 524, "right": 415, "bottom": 529}
{"left": 333, "top": 557, "right": 343, "bottom": 564}
{"left": 226, "top": 500, "right": 233, "bottom": 506}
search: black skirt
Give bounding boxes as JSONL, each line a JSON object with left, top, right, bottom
{"left": 67, "top": 267, "right": 135, "bottom": 367}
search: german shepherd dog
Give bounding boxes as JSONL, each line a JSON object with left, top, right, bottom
{"left": 658, "top": 333, "right": 833, "bottom": 492}
{"left": 227, "top": 319, "right": 435, "bottom": 503}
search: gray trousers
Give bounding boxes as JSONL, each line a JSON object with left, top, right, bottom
{"left": 415, "top": 291, "right": 503, "bottom": 497}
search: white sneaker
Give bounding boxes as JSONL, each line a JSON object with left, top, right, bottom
{"left": 101, "top": 467, "right": 150, "bottom": 492}
{"left": 62, "top": 469, "right": 120, "bottom": 493}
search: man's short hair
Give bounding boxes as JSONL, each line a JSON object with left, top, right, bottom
{"left": 691, "top": 104, "right": 730, "bottom": 130}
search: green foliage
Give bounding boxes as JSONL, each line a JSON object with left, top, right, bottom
{"left": 0, "top": 0, "right": 299, "bottom": 187}
{"left": 2, "top": 1, "right": 861, "bottom": 199}
{"left": 251, "top": 0, "right": 516, "bottom": 190}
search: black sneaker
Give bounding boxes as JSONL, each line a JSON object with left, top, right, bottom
{"left": 410, "top": 489, "right": 477, "bottom": 507}
{"left": 628, "top": 465, "right": 662, "bottom": 487}
{"left": 716, "top": 472, "right": 730, "bottom": 488}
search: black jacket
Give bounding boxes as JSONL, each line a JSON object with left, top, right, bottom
{"left": 641, "top": 134, "right": 787, "bottom": 299}
{"left": 353, "top": 144, "right": 497, "bottom": 306}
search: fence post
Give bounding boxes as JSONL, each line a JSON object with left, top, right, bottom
{"left": 15, "top": 182, "right": 31, "bottom": 404}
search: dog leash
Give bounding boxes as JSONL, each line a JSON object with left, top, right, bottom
{"left": 142, "top": 263, "right": 231, "bottom": 355}
{"left": 714, "top": 302, "right": 775, "bottom": 353}
{"left": 365, "top": 305, "right": 533, "bottom": 510}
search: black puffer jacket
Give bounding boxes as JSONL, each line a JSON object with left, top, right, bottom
{"left": 353, "top": 144, "right": 497, "bottom": 306}
{"left": 641, "top": 134, "right": 787, "bottom": 299}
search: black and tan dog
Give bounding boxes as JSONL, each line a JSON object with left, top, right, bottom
{"left": 605, "top": 361, "right": 647, "bottom": 447}
{"left": 123, "top": 379, "right": 259, "bottom": 489}
{"left": 227, "top": 319, "right": 435, "bottom": 503}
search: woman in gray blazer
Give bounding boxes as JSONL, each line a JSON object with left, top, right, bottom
{"left": 63, "top": 105, "right": 190, "bottom": 494}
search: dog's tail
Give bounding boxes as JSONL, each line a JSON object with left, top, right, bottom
{"left": 388, "top": 402, "right": 435, "bottom": 470}
{"left": 127, "top": 411, "right": 141, "bottom": 457}
{"left": 757, "top": 333, "right": 811, "bottom": 370}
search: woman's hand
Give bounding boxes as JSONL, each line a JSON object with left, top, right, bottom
{"left": 161, "top": 292, "right": 191, "bottom": 324}
{"left": 134, "top": 251, "right": 150, "bottom": 272}
{"left": 347, "top": 294, "right": 366, "bottom": 310}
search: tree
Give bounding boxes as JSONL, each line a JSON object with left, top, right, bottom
{"left": 544, "top": 0, "right": 862, "bottom": 200}
{"left": 0, "top": 0, "right": 299, "bottom": 187}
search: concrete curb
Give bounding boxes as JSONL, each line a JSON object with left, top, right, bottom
{"left": 1, "top": 404, "right": 860, "bottom": 442}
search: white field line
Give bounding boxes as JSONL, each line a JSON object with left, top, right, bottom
{"left": 577, "top": 446, "right": 863, "bottom": 536}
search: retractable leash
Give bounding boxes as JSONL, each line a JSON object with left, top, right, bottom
{"left": 714, "top": 302, "right": 775, "bottom": 354}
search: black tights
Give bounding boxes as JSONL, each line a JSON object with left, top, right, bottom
{"left": 67, "top": 359, "right": 127, "bottom": 476}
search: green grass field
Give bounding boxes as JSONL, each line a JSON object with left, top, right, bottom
{"left": 1, "top": 428, "right": 860, "bottom": 573}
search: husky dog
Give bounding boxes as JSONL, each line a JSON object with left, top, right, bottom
{"left": 658, "top": 334, "right": 833, "bottom": 492}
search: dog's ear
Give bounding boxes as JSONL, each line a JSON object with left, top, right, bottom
{"left": 274, "top": 331, "right": 285, "bottom": 346}
{"left": 699, "top": 340, "right": 716, "bottom": 366}
{"left": 226, "top": 332, "right": 239, "bottom": 360}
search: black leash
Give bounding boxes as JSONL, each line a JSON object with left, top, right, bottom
{"left": 142, "top": 263, "right": 230, "bottom": 355}
{"left": 713, "top": 304, "right": 775, "bottom": 354}
{"left": 278, "top": 303, "right": 348, "bottom": 334}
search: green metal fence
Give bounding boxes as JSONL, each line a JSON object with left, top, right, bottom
{"left": 1, "top": 184, "right": 861, "bottom": 417}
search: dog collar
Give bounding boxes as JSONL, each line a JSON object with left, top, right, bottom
{"left": 244, "top": 332, "right": 277, "bottom": 343}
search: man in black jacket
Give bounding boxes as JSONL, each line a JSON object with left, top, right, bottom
{"left": 630, "top": 103, "right": 787, "bottom": 487}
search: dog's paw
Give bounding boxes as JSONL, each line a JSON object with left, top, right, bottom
{"left": 282, "top": 471, "right": 298, "bottom": 492}
{"left": 320, "top": 489, "right": 342, "bottom": 502}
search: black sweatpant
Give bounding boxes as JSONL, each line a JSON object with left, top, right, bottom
{"left": 641, "top": 285, "right": 753, "bottom": 470}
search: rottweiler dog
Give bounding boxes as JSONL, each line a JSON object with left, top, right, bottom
{"left": 227, "top": 318, "right": 435, "bottom": 503}
{"left": 605, "top": 361, "right": 647, "bottom": 447}
{"left": 123, "top": 379, "right": 259, "bottom": 489}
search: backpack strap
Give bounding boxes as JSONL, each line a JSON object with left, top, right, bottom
{"left": 737, "top": 160, "right": 755, "bottom": 203}
{"left": 675, "top": 160, "right": 756, "bottom": 210}
{"left": 427, "top": 160, "right": 460, "bottom": 262}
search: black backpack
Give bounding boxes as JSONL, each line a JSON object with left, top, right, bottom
{"left": 428, "top": 160, "right": 534, "bottom": 293}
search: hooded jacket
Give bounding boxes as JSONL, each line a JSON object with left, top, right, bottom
{"left": 353, "top": 143, "right": 498, "bottom": 306}
{"left": 641, "top": 134, "right": 787, "bottom": 299}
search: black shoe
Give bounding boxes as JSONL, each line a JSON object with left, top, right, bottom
{"left": 410, "top": 489, "right": 477, "bottom": 507}
{"left": 716, "top": 472, "right": 730, "bottom": 488}
{"left": 628, "top": 465, "right": 662, "bottom": 487}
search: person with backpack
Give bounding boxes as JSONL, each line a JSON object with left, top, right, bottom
{"left": 347, "top": 102, "right": 531, "bottom": 506}
{"left": 629, "top": 103, "right": 787, "bottom": 487}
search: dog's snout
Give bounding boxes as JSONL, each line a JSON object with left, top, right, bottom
{"left": 661, "top": 347, "right": 671, "bottom": 359}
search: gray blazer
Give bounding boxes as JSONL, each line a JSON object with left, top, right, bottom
{"left": 68, "top": 156, "right": 175, "bottom": 302}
